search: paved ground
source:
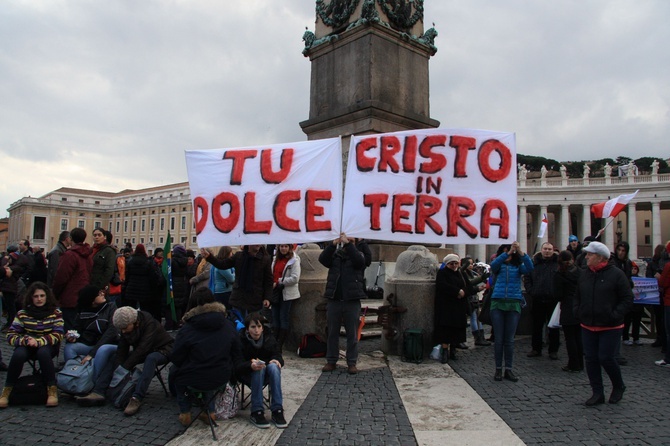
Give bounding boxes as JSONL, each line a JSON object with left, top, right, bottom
{"left": 2, "top": 314, "right": 670, "bottom": 446}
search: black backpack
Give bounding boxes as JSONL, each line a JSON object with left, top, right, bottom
{"left": 297, "top": 333, "right": 327, "bottom": 358}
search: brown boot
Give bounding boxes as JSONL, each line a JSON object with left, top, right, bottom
{"left": 0, "top": 387, "right": 12, "bottom": 408}
{"left": 46, "top": 385, "right": 59, "bottom": 407}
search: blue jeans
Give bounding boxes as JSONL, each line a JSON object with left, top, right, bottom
{"left": 326, "top": 300, "right": 360, "bottom": 366}
{"left": 92, "top": 344, "right": 118, "bottom": 382}
{"left": 247, "top": 363, "right": 283, "bottom": 413}
{"left": 490, "top": 308, "right": 521, "bottom": 370}
{"left": 272, "top": 299, "right": 293, "bottom": 330}
{"left": 582, "top": 327, "right": 624, "bottom": 395}
{"left": 63, "top": 342, "right": 93, "bottom": 362}
{"left": 470, "top": 310, "right": 483, "bottom": 332}
{"left": 133, "top": 351, "right": 169, "bottom": 400}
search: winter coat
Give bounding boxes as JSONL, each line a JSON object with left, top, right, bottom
{"left": 273, "top": 255, "right": 301, "bottom": 301}
{"left": 319, "top": 241, "right": 371, "bottom": 301}
{"left": 124, "top": 255, "right": 156, "bottom": 304}
{"left": 73, "top": 301, "right": 119, "bottom": 357}
{"left": 52, "top": 243, "right": 93, "bottom": 309}
{"left": 170, "top": 302, "right": 243, "bottom": 390}
{"left": 32, "top": 250, "right": 48, "bottom": 284}
{"left": 189, "top": 260, "right": 212, "bottom": 292}
{"left": 0, "top": 253, "right": 29, "bottom": 294}
{"left": 553, "top": 266, "right": 581, "bottom": 326}
{"left": 116, "top": 310, "right": 174, "bottom": 370}
{"left": 575, "top": 263, "right": 634, "bottom": 327}
{"left": 236, "top": 328, "right": 284, "bottom": 384}
{"left": 524, "top": 252, "right": 559, "bottom": 304}
{"left": 434, "top": 266, "right": 470, "bottom": 329}
{"left": 212, "top": 267, "right": 235, "bottom": 294}
{"left": 90, "top": 243, "right": 117, "bottom": 290}
{"left": 47, "top": 241, "right": 68, "bottom": 288}
{"left": 490, "top": 252, "right": 534, "bottom": 300}
{"left": 170, "top": 251, "right": 189, "bottom": 309}
{"left": 206, "top": 247, "right": 273, "bottom": 312}
{"left": 7, "top": 307, "right": 64, "bottom": 348}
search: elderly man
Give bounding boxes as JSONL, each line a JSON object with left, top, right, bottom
{"left": 575, "top": 241, "right": 633, "bottom": 406}
{"left": 525, "top": 242, "right": 560, "bottom": 359}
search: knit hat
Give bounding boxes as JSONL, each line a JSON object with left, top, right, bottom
{"left": 583, "top": 241, "right": 610, "bottom": 259}
{"left": 78, "top": 285, "right": 101, "bottom": 309}
{"left": 113, "top": 306, "right": 138, "bottom": 329}
{"left": 568, "top": 235, "right": 578, "bottom": 242}
{"left": 443, "top": 254, "right": 460, "bottom": 264}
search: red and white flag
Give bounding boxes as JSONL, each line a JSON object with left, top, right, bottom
{"left": 591, "top": 190, "right": 639, "bottom": 219}
{"left": 537, "top": 214, "right": 548, "bottom": 238}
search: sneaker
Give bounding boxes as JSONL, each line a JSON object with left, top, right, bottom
{"left": 272, "top": 409, "right": 288, "bottom": 428}
{"left": 76, "top": 392, "right": 106, "bottom": 407}
{"left": 633, "top": 340, "right": 643, "bottom": 346}
{"left": 178, "top": 412, "right": 192, "bottom": 427}
{"left": 623, "top": 340, "right": 633, "bottom": 346}
{"left": 124, "top": 397, "right": 142, "bottom": 416}
{"left": 322, "top": 363, "right": 336, "bottom": 372}
{"left": 527, "top": 350, "right": 541, "bottom": 357}
{"left": 250, "top": 410, "right": 270, "bottom": 429}
{"left": 654, "top": 359, "right": 670, "bottom": 367}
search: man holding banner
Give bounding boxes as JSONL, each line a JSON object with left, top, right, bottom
{"left": 319, "top": 234, "right": 372, "bottom": 375}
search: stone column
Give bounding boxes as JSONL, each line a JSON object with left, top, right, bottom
{"left": 581, "top": 204, "right": 592, "bottom": 239}
{"left": 560, "top": 204, "right": 570, "bottom": 249}
{"left": 652, "top": 201, "right": 662, "bottom": 248}
{"left": 381, "top": 246, "right": 438, "bottom": 356}
{"left": 603, "top": 219, "right": 615, "bottom": 249}
{"left": 518, "top": 204, "right": 528, "bottom": 253}
{"left": 454, "top": 244, "right": 467, "bottom": 258}
{"left": 289, "top": 244, "right": 329, "bottom": 349}
{"left": 475, "top": 245, "right": 487, "bottom": 264}
{"left": 627, "top": 203, "right": 638, "bottom": 259}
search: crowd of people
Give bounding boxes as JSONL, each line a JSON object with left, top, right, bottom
{"left": 433, "top": 235, "right": 670, "bottom": 407}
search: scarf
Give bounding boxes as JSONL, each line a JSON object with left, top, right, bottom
{"left": 25, "top": 304, "right": 57, "bottom": 321}
{"left": 588, "top": 261, "right": 609, "bottom": 273}
{"left": 245, "top": 331, "right": 264, "bottom": 349}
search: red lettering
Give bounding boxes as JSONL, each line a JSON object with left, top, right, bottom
{"left": 211, "top": 192, "right": 240, "bottom": 233}
{"left": 363, "top": 193, "right": 389, "bottom": 230}
{"left": 392, "top": 194, "right": 415, "bottom": 233}
{"left": 446, "top": 196, "right": 478, "bottom": 238}
{"left": 379, "top": 136, "right": 401, "bottom": 173}
{"left": 260, "top": 148, "right": 293, "bottom": 184}
{"left": 222, "top": 150, "right": 257, "bottom": 185}
{"left": 403, "top": 135, "right": 418, "bottom": 173}
{"left": 449, "top": 136, "right": 476, "bottom": 178}
{"left": 425, "top": 177, "right": 441, "bottom": 194}
{"left": 305, "top": 190, "right": 332, "bottom": 232}
{"left": 478, "top": 139, "right": 512, "bottom": 183}
{"left": 193, "top": 196, "right": 208, "bottom": 235}
{"left": 415, "top": 195, "right": 443, "bottom": 235}
{"left": 418, "top": 135, "right": 447, "bottom": 174}
{"left": 481, "top": 199, "right": 510, "bottom": 238}
{"left": 356, "top": 137, "right": 377, "bottom": 172}
{"left": 243, "top": 192, "right": 272, "bottom": 234}
{"left": 273, "top": 190, "right": 301, "bottom": 232}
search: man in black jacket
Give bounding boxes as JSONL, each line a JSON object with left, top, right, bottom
{"left": 319, "top": 234, "right": 371, "bottom": 375}
{"left": 526, "top": 242, "right": 560, "bottom": 359}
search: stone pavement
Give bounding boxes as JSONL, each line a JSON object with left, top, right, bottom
{"left": 2, "top": 318, "right": 670, "bottom": 445}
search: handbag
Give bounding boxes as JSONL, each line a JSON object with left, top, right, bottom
{"left": 8, "top": 374, "right": 47, "bottom": 405}
{"left": 214, "top": 384, "right": 240, "bottom": 420}
{"left": 478, "top": 291, "right": 492, "bottom": 325}
{"left": 548, "top": 302, "right": 561, "bottom": 328}
{"left": 56, "top": 356, "right": 95, "bottom": 395}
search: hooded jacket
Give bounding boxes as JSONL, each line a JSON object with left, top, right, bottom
{"left": 52, "top": 243, "right": 93, "bottom": 309}
{"left": 74, "top": 301, "right": 119, "bottom": 357}
{"left": 490, "top": 252, "right": 534, "bottom": 300}
{"left": 170, "top": 302, "right": 242, "bottom": 389}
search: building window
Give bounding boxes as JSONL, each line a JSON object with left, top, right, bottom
{"left": 141, "top": 220, "right": 146, "bottom": 232}
{"left": 181, "top": 237, "right": 187, "bottom": 244}
{"left": 140, "top": 238, "right": 144, "bottom": 244}
{"left": 132, "top": 238, "right": 136, "bottom": 244}
{"left": 33, "top": 216, "right": 46, "bottom": 240}
{"left": 62, "top": 197, "right": 67, "bottom": 201}
{"left": 181, "top": 216, "right": 186, "bottom": 230}
{"left": 108, "top": 222, "right": 112, "bottom": 232}
{"left": 115, "top": 238, "right": 119, "bottom": 245}
{"left": 149, "top": 237, "right": 154, "bottom": 243}
{"left": 150, "top": 219, "right": 155, "bottom": 231}
{"left": 132, "top": 220, "right": 137, "bottom": 232}
{"left": 116, "top": 221, "right": 120, "bottom": 233}
{"left": 159, "top": 237, "right": 164, "bottom": 244}
{"left": 78, "top": 220, "right": 85, "bottom": 228}
{"left": 78, "top": 199, "right": 84, "bottom": 203}
{"left": 170, "top": 217, "right": 175, "bottom": 231}
{"left": 94, "top": 221, "right": 101, "bottom": 229}
{"left": 124, "top": 221, "right": 128, "bottom": 232}
{"left": 644, "top": 220, "right": 650, "bottom": 228}
{"left": 61, "top": 219, "right": 68, "bottom": 231}
{"left": 171, "top": 236, "right": 174, "bottom": 243}
{"left": 192, "top": 236, "right": 197, "bottom": 243}
{"left": 645, "top": 235, "right": 651, "bottom": 244}
{"left": 160, "top": 218, "right": 165, "bottom": 231}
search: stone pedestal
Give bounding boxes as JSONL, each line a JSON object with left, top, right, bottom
{"left": 287, "top": 243, "right": 328, "bottom": 349}
{"left": 381, "top": 245, "right": 438, "bottom": 356}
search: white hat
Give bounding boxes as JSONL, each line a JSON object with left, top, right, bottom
{"left": 443, "top": 254, "right": 460, "bottom": 264}
{"left": 583, "top": 241, "right": 611, "bottom": 259}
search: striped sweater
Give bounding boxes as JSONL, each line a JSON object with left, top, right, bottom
{"left": 6, "top": 308, "right": 64, "bottom": 347}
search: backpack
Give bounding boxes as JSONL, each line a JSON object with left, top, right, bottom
{"left": 56, "top": 356, "right": 95, "bottom": 395}
{"left": 111, "top": 255, "right": 124, "bottom": 286}
{"left": 297, "top": 333, "right": 327, "bottom": 358}
{"left": 106, "top": 366, "right": 142, "bottom": 409}
{"left": 8, "top": 374, "right": 47, "bottom": 405}
{"left": 214, "top": 384, "right": 240, "bottom": 420}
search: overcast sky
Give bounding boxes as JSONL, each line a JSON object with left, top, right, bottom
{"left": 1, "top": 1, "right": 668, "bottom": 217}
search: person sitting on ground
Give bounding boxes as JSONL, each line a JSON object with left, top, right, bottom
{"left": 169, "top": 288, "right": 243, "bottom": 426}
{"left": 63, "top": 285, "right": 119, "bottom": 382}
{"left": 237, "top": 312, "right": 287, "bottom": 429}
{"left": 0, "top": 282, "right": 64, "bottom": 408}
{"left": 76, "top": 306, "right": 174, "bottom": 415}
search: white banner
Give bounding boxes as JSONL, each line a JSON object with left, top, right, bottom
{"left": 341, "top": 128, "right": 517, "bottom": 245}
{"left": 185, "top": 138, "right": 342, "bottom": 247}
